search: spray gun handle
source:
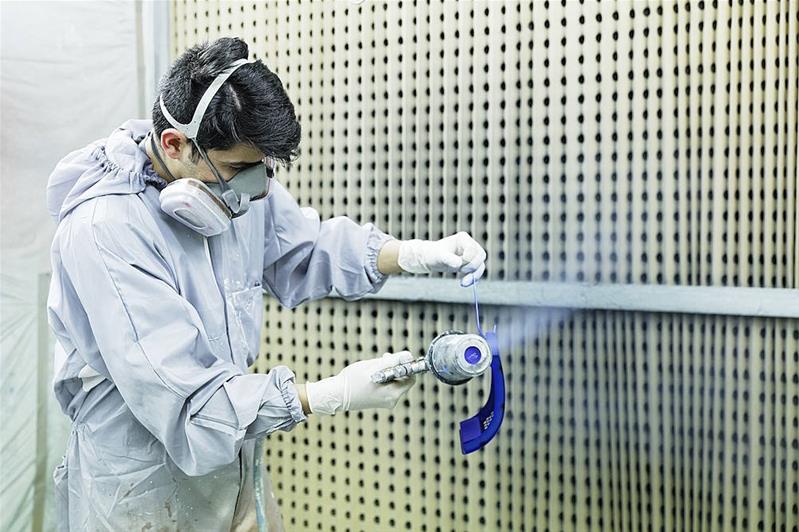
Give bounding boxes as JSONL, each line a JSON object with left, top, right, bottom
{"left": 370, "top": 357, "right": 429, "bottom": 383}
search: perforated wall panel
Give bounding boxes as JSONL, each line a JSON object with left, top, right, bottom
{"left": 173, "top": 0, "right": 798, "bottom": 287}
{"left": 260, "top": 300, "right": 799, "bottom": 531}
{"left": 171, "top": 1, "right": 799, "bottom": 530}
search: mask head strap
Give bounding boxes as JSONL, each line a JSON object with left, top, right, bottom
{"left": 159, "top": 58, "right": 252, "bottom": 141}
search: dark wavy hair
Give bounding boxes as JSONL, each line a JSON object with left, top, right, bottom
{"left": 152, "top": 37, "right": 300, "bottom": 164}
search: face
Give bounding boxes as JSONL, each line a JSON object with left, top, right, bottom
{"left": 191, "top": 143, "right": 265, "bottom": 183}
{"left": 159, "top": 129, "right": 265, "bottom": 183}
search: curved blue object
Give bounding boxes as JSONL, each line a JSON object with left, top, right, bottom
{"left": 458, "top": 327, "right": 505, "bottom": 454}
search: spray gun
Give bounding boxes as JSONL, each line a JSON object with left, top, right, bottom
{"left": 370, "top": 281, "right": 506, "bottom": 454}
{"left": 372, "top": 331, "right": 492, "bottom": 385}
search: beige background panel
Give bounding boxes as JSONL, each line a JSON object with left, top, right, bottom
{"left": 173, "top": 0, "right": 798, "bottom": 288}
{"left": 259, "top": 298, "right": 797, "bottom": 531}
{"left": 171, "top": 1, "right": 799, "bottom": 530}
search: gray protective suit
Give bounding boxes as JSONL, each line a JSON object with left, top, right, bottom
{"left": 46, "top": 119, "right": 390, "bottom": 530}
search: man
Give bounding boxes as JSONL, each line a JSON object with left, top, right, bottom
{"left": 47, "top": 37, "right": 486, "bottom": 531}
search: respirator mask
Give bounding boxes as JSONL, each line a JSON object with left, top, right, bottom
{"left": 150, "top": 58, "right": 275, "bottom": 237}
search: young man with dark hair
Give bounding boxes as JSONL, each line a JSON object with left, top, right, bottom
{"left": 47, "top": 37, "right": 485, "bottom": 530}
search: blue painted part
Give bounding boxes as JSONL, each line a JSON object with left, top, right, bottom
{"left": 458, "top": 329, "right": 506, "bottom": 454}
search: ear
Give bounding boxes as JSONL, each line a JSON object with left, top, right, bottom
{"left": 160, "top": 129, "right": 190, "bottom": 160}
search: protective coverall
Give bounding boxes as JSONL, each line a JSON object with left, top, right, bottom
{"left": 46, "top": 119, "right": 391, "bottom": 530}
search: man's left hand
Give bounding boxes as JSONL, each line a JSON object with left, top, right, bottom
{"left": 397, "top": 232, "right": 487, "bottom": 286}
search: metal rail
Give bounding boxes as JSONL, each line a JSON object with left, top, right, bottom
{"left": 332, "top": 278, "right": 799, "bottom": 319}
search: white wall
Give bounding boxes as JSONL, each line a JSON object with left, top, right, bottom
{"left": 0, "top": 2, "right": 167, "bottom": 529}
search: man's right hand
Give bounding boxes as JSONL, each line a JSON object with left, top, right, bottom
{"left": 304, "top": 351, "right": 417, "bottom": 415}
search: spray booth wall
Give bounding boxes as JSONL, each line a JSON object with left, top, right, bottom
{"left": 172, "top": 1, "right": 798, "bottom": 530}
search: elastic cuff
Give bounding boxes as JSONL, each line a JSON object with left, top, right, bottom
{"left": 275, "top": 367, "right": 307, "bottom": 424}
{"left": 305, "top": 376, "right": 344, "bottom": 416}
{"left": 365, "top": 227, "right": 394, "bottom": 289}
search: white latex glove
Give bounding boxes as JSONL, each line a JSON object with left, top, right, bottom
{"left": 398, "top": 231, "right": 487, "bottom": 286}
{"left": 305, "top": 351, "right": 417, "bottom": 416}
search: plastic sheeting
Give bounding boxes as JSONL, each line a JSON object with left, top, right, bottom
{"left": 1, "top": 2, "right": 151, "bottom": 530}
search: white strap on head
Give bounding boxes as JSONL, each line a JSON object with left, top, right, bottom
{"left": 159, "top": 58, "right": 252, "bottom": 140}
